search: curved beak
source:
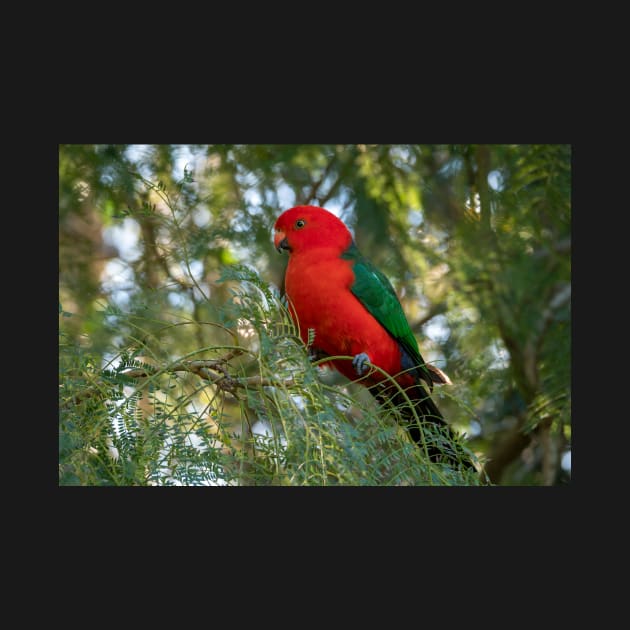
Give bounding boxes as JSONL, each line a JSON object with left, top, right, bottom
{"left": 274, "top": 230, "right": 291, "bottom": 253}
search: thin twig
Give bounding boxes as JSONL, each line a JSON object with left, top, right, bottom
{"left": 410, "top": 302, "right": 448, "bottom": 333}
{"left": 298, "top": 154, "right": 338, "bottom": 206}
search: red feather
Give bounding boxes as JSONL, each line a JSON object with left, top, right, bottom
{"left": 274, "top": 205, "right": 474, "bottom": 470}
{"left": 274, "top": 206, "right": 405, "bottom": 385}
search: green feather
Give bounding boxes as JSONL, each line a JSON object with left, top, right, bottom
{"left": 341, "top": 242, "right": 432, "bottom": 383}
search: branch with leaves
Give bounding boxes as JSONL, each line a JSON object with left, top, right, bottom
{"left": 119, "top": 356, "right": 297, "bottom": 393}
{"left": 61, "top": 262, "right": 485, "bottom": 486}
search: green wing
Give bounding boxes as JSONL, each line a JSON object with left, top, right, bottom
{"left": 341, "top": 242, "right": 432, "bottom": 383}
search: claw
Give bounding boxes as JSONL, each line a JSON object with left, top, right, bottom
{"left": 352, "top": 352, "right": 371, "bottom": 376}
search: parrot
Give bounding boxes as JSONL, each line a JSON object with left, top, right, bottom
{"left": 273, "top": 205, "right": 474, "bottom": 470}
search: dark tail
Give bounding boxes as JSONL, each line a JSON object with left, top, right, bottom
{"left": 369, "top": 381, "right": 476, "bottom": 471}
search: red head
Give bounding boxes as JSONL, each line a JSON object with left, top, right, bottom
{"left": 274, "top": 206, "right": 353, "bottom": 256}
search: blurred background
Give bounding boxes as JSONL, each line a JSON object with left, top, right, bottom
{"left": 59, "top": 144, "right": 571, "bottom": 485}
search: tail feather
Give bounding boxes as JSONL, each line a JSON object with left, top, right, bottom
{"left": 426, "top": 363, "right": 452, "bottom": 387}
{"left": 369, "top": 380, "right": 476, "bottom": 471}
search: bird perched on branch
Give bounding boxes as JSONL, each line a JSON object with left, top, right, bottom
{"left": 274, "top": 205, "right": 474, "bottom": 470}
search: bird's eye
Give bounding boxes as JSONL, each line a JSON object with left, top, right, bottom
{"left": 295, "top": 219, "right": 306, "bottom": 229}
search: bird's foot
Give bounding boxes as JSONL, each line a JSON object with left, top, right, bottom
{"left": 352, "top": 352, "right": 372, "bottom": 376}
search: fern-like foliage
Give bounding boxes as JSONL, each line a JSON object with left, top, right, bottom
{"left": 60, "top": 264, "right": 485, "bottom": 486}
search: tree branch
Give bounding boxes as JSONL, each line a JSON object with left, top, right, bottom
{"left": 63, "top": 353, "right": 298, "bottom": 410}
{"left": 539, "top": 416, "right": 557, "bottom": 486}
{"left": 297, "top": 154, "right": 339, "bottom": 206}
{"left": 483, "top": 411, "right": 531, "bottom": 484}
{"left": 120, "top": 359, "right": 296, "bottom": 393}
{"left": 318, "top": 150, "right": 358, "bottom": 207}
{"left": 137, "top": 210, "right": 195, "bottom": 292}
{"left": 410, "top": 302, "right": 448, "bottom": 333}
{"left": 523, "top": 283, "right": 571, "bottom": 388}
